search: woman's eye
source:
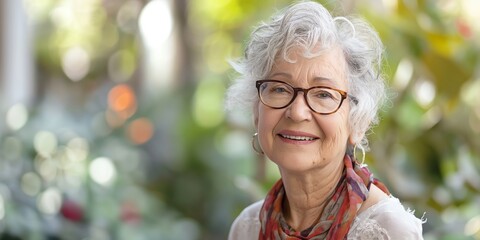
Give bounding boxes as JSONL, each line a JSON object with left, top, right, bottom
{"left": 316, "top": 91, "right": 333, "bottom": 98}
{"left": 273, "top": 87, "right": 287, "bottom": 92}
{"left": 312, "top": 90, "right": 340, "bottom": 100}
{"left": 270, "top": 86, "right": 290, "bottom": 94}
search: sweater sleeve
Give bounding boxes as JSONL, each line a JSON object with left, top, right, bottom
{"left": 348, "top": 197, "right": 425, "bottom": 240}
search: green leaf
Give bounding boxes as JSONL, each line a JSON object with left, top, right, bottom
{"left": 420, "top": 50, "right": 471, "bottom": 98}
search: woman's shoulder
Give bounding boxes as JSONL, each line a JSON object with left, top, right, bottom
{"left": 350, "top": 195, "right": 425, "bottom": 239}
{"left": 228, "top": 200, "right": 263, "bottom": 240}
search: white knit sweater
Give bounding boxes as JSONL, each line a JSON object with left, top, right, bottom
{"left": 228, "top": 196, "right": 424, "bottom": 240}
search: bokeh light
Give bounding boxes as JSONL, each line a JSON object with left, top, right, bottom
{"left": 61, "top": 46, "right": 91, "bottom": 82}
{"left": 58, "top": 150, "right": 84, "bottom": 187}
{"left": 35, "top": 155, "right": 58, "bottom": 183}
{"left": 34, "top": 131, "right": 58, "bottom": 157}
{"left": 381, "top": 0, "right": 398, "bottom": 12}
{"left": 66, "top": 137, "right": 89, "bottom": 162}
{"left": 108, "top": 84, "right": 137, "bottom": 120}
{"left": 393, "top": 58, "right": 413, "bottom": 91}
{"left": 138, "top": 0, "right": 173, "bottom": 47}
{"left": 462, "top": 0, "right": 480, "bottom": 33}
{"left": 89, "top": 157, "right": 116, "bottom": 186}
{"left": 465, "top": 215, "right": 480, "bottom": 237}
{"left": 37, "top": 187, "right": 62, "bottom": 215}
{"left": 413, "top": 79, "right": 436, "bottom": 108}
{"left": 6, "top": 103, "right": 29, "bottom": 131}
{"left": 117, "top": 0, "right": 142, "bottom": 34}
{"left": 127, "top": 118, "right": 154, "bottom": 145}
{"left": 49, "top": 1, "right": 76, "bottom": 28}
{"left": 46, "top": 0, "right": 109, "bottom": 62}
{"left": 432, "top": 186, "right": 451, "bottom": 206}
{"left": 23, "top": 0, "right": 54, "bottom": 21}
{"left": 21, "top": 172, "right": 42, "bottom": 196}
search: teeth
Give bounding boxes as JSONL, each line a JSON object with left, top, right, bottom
{"left": 280, "top": 134, "right": 316, "bottom": 141}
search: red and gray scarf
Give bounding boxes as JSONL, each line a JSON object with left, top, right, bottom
{"left": 258, "top": 154, "right": 390, "bottom": 239}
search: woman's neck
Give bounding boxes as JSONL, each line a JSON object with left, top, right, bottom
{"left": 280, "top": 159, "right": 345, "bottom": 231}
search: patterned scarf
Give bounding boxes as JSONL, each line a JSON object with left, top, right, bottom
{"left": 258, "top": 154, "right": 390, "bottom": 240}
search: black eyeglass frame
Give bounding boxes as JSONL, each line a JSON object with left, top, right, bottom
{"left": 255, "top": 79, "right": 358, "bottom": 115}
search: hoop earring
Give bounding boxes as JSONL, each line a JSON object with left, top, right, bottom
{"left": 353, "top": 144, "right": 366, "bottom": 166}
{"left": 251, "top": 133, "right": 264, "bottom": 155}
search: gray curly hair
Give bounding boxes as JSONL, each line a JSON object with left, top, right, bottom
{"left": 225, "top": 1, "right": 387, "bottom": 151}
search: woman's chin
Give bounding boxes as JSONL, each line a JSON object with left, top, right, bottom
{"left": 269, "top": 154, "right": 327, "bottom": 173}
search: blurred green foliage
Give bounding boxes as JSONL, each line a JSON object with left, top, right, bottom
{"left": 1, "top": 0, "right": 480, "bottom": 239}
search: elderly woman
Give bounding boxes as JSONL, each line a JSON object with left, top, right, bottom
{"left": 226, "top": 1, "right": 424, "bottom": 239}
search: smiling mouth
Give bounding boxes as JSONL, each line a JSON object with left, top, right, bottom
{"left": 279, "top": 134, "right": 318, "bottom": 141}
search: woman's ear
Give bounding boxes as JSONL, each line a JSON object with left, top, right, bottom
{"left": 348, "top": 130, "right": 364, "bottom": 146}
{"left": 348, "top": 135, "right": 356, "bottom": 145}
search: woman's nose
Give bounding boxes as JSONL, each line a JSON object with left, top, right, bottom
{"left": 285, "top": 93, "right": 312, "bottom": 122}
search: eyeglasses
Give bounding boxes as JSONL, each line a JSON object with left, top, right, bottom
{"left": 255, "top": 80, "right": 357, "bottom": 115}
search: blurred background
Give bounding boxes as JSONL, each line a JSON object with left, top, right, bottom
{"left": 0, "top": 0, "right": 479, "bottom": 239}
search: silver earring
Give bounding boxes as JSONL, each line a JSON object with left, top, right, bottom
{"left": 353, "top": 144, "right": 366, "bottom": 166}
{"left": 251, "top": 133, "right": 264, "bottom": 155}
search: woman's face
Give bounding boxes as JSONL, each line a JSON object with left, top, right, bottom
{"left": 255, "top": 46, "right": 353, "bottom": 173}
